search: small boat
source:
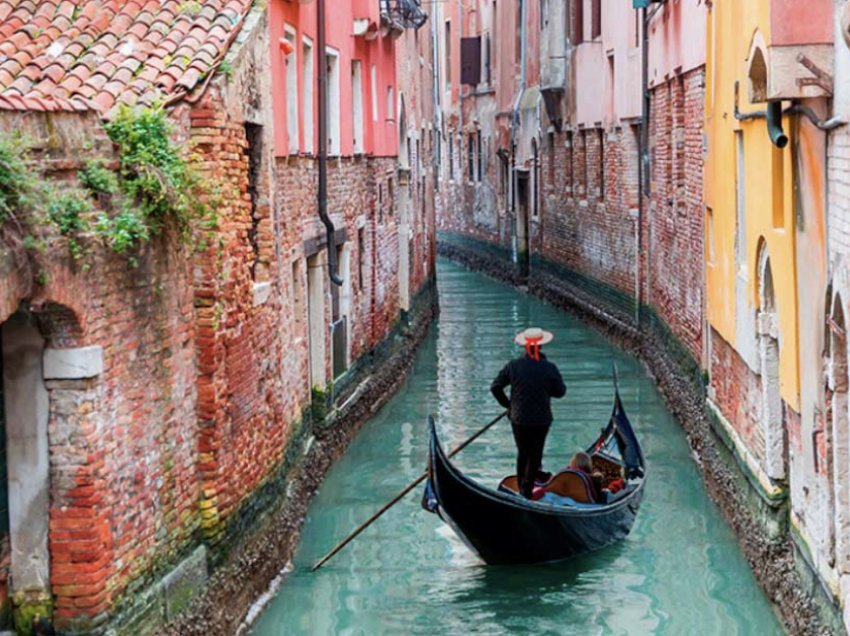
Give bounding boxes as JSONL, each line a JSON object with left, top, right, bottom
{"left": 421, "top": 376, "right": 646, "bottom": 565}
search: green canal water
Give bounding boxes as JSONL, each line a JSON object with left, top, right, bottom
{"left": 252, "top": 260, "right": 783, "bottom": 635}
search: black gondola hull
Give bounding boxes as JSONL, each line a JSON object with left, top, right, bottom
{"left": 424, "top": 379, "right": 646, "bottom": 565}
{"left": 428, "top": 426, "right": 643, "bottom": 564}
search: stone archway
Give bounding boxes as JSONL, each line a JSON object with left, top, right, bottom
{"left": 758, "top": 246, "right": 787, "bottom": 481}
{"left": 831, "top": 293, "right": 850, "bottom": 572}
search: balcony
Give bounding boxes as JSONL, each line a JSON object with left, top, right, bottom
{"left": 381, "top": 0, "right": 427, "bottom": 30}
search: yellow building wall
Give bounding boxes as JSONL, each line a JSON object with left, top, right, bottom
{"left": 704, "top": 0, "right": 800, "bottom": 411}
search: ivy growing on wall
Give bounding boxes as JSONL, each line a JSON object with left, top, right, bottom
{"left": 0, "top": 104, "right": 218, "bottom": 275}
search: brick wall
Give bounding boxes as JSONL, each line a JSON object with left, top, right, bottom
{"left": 538, "top": 124, "right": 639, "bottom": 298}
{"left": 709, "top": 328, "right": 766, "bottom": 466}
{"left": 0, "top": 20, "right": 436, "bottom": 633}
{"left": 647, "top": 68, "right": 705, "bottom": 361}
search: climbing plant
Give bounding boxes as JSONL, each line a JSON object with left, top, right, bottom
{"left": 98, "top": 103, "right": 217, "bottom": 255}
{"left": 0, "top": 103, "right": 218, "bottom": 274}
{"left": 0, "top": 133, "right": 35, "bottom": 223}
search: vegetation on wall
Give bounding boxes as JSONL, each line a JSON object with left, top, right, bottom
{"left": 0, "top": 103, "right": 219, "bottom": 275}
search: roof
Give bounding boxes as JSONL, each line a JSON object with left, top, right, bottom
{"left": 0, "top": 0, "right": 253, "bottom": 115}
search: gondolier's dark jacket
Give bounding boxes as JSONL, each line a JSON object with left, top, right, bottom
{"left": 490, "top": 353, "right": 566, "bottom": 427}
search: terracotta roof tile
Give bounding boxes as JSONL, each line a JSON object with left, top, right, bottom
{"left": 0, "top": 0, "right": 252, "bottom": 114}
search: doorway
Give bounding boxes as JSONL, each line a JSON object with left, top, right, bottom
{"left": 516, "top": 170, "right": 530, "bottom": 275}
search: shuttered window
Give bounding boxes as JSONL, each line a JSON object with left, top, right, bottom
{"left": 591, "top": 0, "right": 601, "bottom": 39}
{"left": 461, "top": 36, "right": 482, "bottom": 86}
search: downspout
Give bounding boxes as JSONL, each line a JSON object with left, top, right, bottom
{"left": 510, "top": 0, "right": 528, "bottom": 263}
{"left": 636, "top": 5, "right": 648, "bottom": 326}
{"left": 317, "top": 0, "right": 343, "bottom": 286}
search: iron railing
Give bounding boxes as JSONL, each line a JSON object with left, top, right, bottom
{"left": 381, "top": 0, "right": 428, "bottom": 29}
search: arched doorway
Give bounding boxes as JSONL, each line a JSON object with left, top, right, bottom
{"left": 830, "top": 293, "right": 850, "bottom": 572}
{"left": 0, "top": 311, "right": 51, "bottom": 629}
{"left": 758, "top": 247, "right": 787, "bottom": 481}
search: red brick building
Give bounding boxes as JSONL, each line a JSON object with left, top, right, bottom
{"left": 0, "top": 1, "right": 434, "bottom": 633}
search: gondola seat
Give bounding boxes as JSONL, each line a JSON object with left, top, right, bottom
{"left": 542, "top": 469, "right": 596, "bottom": 503}
{"left": 498, "top": 469, "right": 597, "bottom": 504}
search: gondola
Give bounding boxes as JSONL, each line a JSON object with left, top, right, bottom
{"left": 421, "top": 375, "right": 646, "bottom": 565}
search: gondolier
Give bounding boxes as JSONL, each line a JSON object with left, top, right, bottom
{"left": 491, "top": 327, "right": 566, "bottom": 498}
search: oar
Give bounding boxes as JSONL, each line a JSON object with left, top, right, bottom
{"left": 310, "top": 411, "right": 508, "bottom": 571}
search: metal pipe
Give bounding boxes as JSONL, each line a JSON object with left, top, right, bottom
{"left": 317, "top": 0, "right": 343, "bottom": 286}
{"left": 733, "top": 80, "right": 766, "bottom": 121}
{"left": 766, "top": 101, "right": 789, "bottom": 149}
{"left": 636, "top": 5, "right": 649, "bottom": 326}
{"left": 785, "top": 104, "right": 847, "bottom": 131}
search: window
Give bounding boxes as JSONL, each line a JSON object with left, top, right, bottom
{"left": 357, "top": 228, "right": 365, "bottom": 291}
{"left": 548, "top": 131, "right": 555, "bottom": 185}
{"left": 284, "top": 28, "right": 298, "bottom": 154}
{"left": 477, "top": 132, "right": 483, "bottom": 182}
{"left": 245, "top": 123, "right": 263, "bottom": 278}
{"left": 484, "top": 33, "right": 491, "bottom": 85}
{"left": 532, "top": 138, "right": 539, "bottom": 217}
{"left": 445, "top": 21, "right": 452, "bottom": 92}
{"left": 598, "top": 128, "right": 605, "bottom": 200}
{"left": 591, "top": 0, "right": 601, "bottom": 39}
{"left": 386, "top": 85, "right": 394, "bottom": 121}
{"left": 326, "top": 49, "right": 340, "bottom": 155}
{"left": 371, "top": 64, "right": 379, "bottom": 121}
{"left": 468, "top": 134, "right": 475, "bottom": 182}
{"left": 567, "top": 130, "right": 574, "bottom": 196}
{"left": 352, "top": 60, "right": 364, "bottom": 154}
{"left": 302, "top": 38, "right": 314, "bottom": 154}
{"left": 572, "top": 0, "right": 584, "bottom": 44}
{"left": 607, "top": 53, "right": 615, "bottom": 122}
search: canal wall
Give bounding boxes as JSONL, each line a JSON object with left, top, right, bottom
{"left": 437, "top": 232, "right": 843, "bottom": 635}
{"left": 161, "top": 279, "right": 438, "bottom": 636}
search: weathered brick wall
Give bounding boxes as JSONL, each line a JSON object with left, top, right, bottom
{"left": 0, "top": 12, "right": 437, "bottom": 633}
{"left": 647, "top": 68, "right": 705, "bottom": 361}
{"left": 709, "top": 328, "right": 766, "bottom": 466}
{"left": 0, "top": 110, "right": 201, "bottom": 632}
{"left": 538, "top": 125, "right": 639, "bottom": 297}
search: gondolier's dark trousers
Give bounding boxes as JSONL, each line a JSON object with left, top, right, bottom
{"left": 511, "top": 423, "right": 550, "bottom": 498}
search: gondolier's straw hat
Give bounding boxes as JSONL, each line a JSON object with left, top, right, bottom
{"left": 514, "top": 327, "right": 554, "bottom": 346}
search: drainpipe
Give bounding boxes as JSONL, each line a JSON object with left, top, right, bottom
{"left": 636, "top": 5, "right": 649, "bottom": 326}
{"left": 317, "top": 0, "right": 343, "bottom": 286}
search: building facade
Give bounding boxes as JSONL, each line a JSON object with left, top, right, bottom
{"left": 432, "top": 0, "right": 849, "bottom": 631}
{"left": 0, "top": 1, "right": 434, "bottom": 634}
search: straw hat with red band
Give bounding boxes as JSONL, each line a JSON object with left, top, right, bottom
{"left": 514, "top": 327, "right": 554, "bottom": 346}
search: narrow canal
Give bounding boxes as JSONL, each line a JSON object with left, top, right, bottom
{"left": 252, "top": 260, "right": 783, "bottom": 635}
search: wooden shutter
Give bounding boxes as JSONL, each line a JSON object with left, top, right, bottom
{"left": 460, "top": 36, "right": 482, "bottom": 86}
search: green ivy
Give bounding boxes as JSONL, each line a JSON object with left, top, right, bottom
{"left": 47, "top": 190, "right": 91, "bottom": 261}
{"left": 79, "top": 158, "right": 119, "bottom": 195}
{"left": 0, "top": 134, "right": 35, "bottom": 223}
{"left": 0, "top": 104, "right": 217, "bottom": 271}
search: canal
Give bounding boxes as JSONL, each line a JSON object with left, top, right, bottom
{"left": 251, "top": 260, "right": 783, "bottom": 635}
